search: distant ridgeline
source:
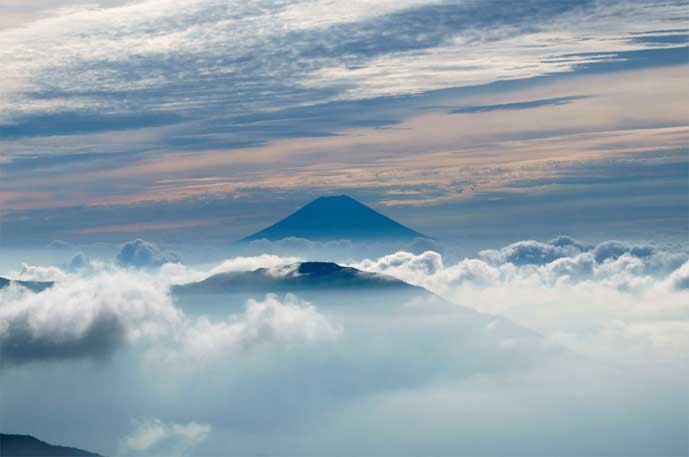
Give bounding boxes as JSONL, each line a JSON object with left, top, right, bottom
{"left": 0, "top": 434, "right": 102, "bottom": 457}
{"left": 173, "top": 261, "right": 422, "bottom": 294}
{"left": 0, "top": 277, "right": 54, "bottom": 293}
{"left": 241, "top": 195, "right": 427, "bottom": 242}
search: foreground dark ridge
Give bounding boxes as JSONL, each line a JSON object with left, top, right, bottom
{"left": 242, "top": 195, "right": 427, "bottom": 242}
{"left": 173, "top": 261, "right": 421, "bottom": 294}
{"left": 0, "top": 434, "right": 103, "bottom": 457}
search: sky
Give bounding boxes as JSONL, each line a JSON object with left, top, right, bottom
{"left": 0, "top": 0, "right": 687, "bottom": 253}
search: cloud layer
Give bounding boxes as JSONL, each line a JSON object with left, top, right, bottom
{"left": 1, "top": 238, "right": 687, "bottom": 455}
{"left": 0, "top": 0, "right": 685, "bottom": 170}
{"left": 116, "top": 239, "right": 181, "bottom": 268}
{"left": 353, "top": 237, "right": 689, "bottom": 363}
{"left": 1, "top": 0, "right": 685, "bottom": 129}
{"left": 0, "top": 270, "right": 179, "bottom": 366}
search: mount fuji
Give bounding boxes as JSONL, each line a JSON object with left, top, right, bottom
{"left": 241, "top": 195, "right": 427, "bottom": 242}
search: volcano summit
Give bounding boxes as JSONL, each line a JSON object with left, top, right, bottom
{"left": 241, "top": 195, "right": 427, "bottom": 242}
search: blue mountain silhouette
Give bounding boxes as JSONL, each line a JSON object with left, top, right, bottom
{"left": 0, "top": 434, "right": 102, "bottom": 457}
{"left": 0, "top": 277, "right": 54, "bottom": 293}
{"left": 242, "top": 195, "right": 426, "bottom": 241}
{"left": 173, "top": 261, "right": 421, "bottom": 294}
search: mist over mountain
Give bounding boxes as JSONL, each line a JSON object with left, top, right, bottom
{"left": 3, "top": 237, "right": 688, "bottom": 455}
{"left": 173, "top": 261, "right": 420, "bottom": 294}
{"left": 241, "top": 195, "right": 426, "bottom": 242}
{"left": 171, "top": 261, "right": 437, "bottom": 313}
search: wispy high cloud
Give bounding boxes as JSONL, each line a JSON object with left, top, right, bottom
{"left": 0, "top": 0, "right": 685, "bottom": 144}
{"left": 0, "top": 1, "right": 686, "bottom": 245}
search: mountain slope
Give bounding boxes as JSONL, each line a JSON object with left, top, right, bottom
{"left": 241, "top": 195, "right": 426, "bottom": 242}
{"left": 171, "top": 261, "right": 449, "bottom": 316}
{"left": 0, "top": 434, "right": 102, "bottom": 457}
{"left": 173, "top": 261, "right": 421, "bottom": 294}
{"left": 170, "top": 261, "right": 545, "bottom": 353}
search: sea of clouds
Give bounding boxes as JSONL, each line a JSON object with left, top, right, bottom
{"left": 1, "top": 236, "right": 687, "bottom": 456}
{"left": 352, "top": 236, "right": 689, "bottom": 362}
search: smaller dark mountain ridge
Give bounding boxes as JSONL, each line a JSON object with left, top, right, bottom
{"left": 0, "top": 434, "right": 102, "bottom": 457}
{"left": 0, "top": 277, "right": 54, "bottom": 293}
{"left": 173, "top": 261, "right": 419, "bottom": 294}
{"left": 241, "top": 195, "right": 426, "bottom": 242}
